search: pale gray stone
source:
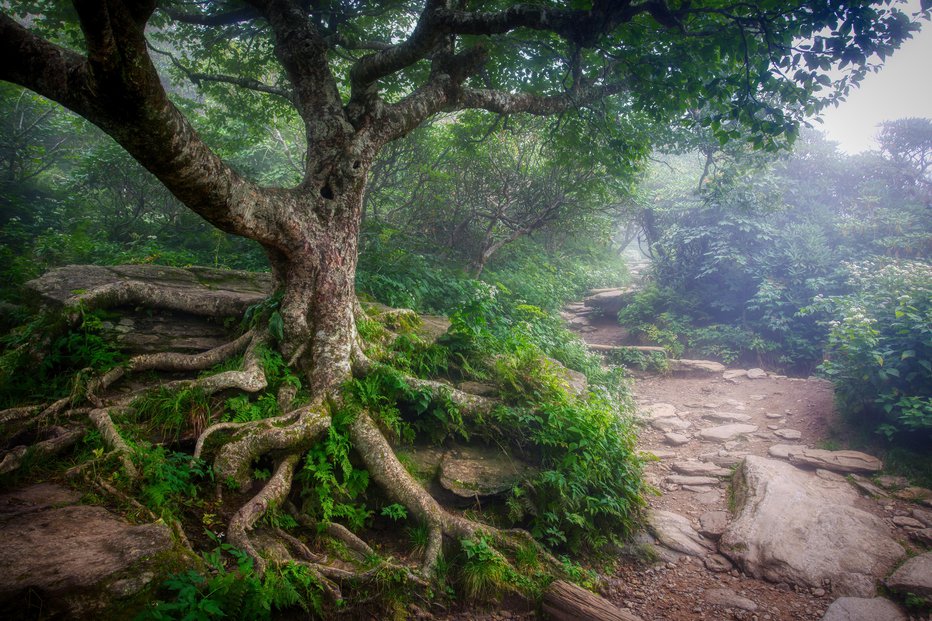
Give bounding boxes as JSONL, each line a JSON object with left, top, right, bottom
{"left": 699, "top": 423, "right": 758, "bottom": 442}
{"left": 892, "top": 516, "right": 924, "bottom": 529}
{"left": 723, "top": 369, "right": 748, "bottom": 380}
{"left": 720, "top": 456, "right": 905, "bottom": 597}
{"left": 820, "top": 597, "right": 906, "bottom": 621}
{"left": 774, "top": 428, "right": 802, "bottom": 440}
{"left": 704, "top": 588, "right": 758, "bottom": 611}
{"left": 876, "top": 475, "right": 909, "bottom": 489}
{"left": 669, "top": 359, "right": 726, "bottom": 373}
{"left": 439, "top": 447, "right": 535, "bottom": 498}
{"left": 702, "top": 411, "right": 753, "bottom": 423}
{"left": 651, "top": 417, "right": 692, "bottom": 432}
{"left": 642, "top": 402, "right": 677, "bottom": 420}
{"left": 648, "top": 510, "right": 714, "bottom": 557}
{"left": 671, "top": 461, "right": 731, "bottom": 477}
{"left": 747, "top": 368, "right": 768, "bottom": 379}
{"left": 886, "top": 552, "right": 932, "bottom": 599}
{"left": 769, "top": 444, "right": 807, "bottom": 459}
{"left": 666, "top": 475, "right": 720, "bottom": 486}
{"left": 704, "top": 554, "right": 734, "bottom": 573}
{"left": 912, "top": 507, "right": 932, "bottom": 527}
{"left": 789, "top": 448, "right": 883, "bottom": 474}
{"left": 664, "top": 432, "right": 690, "bottom": 446}
{"left": 698, "top": 511, "right": 729, "bottom": 539}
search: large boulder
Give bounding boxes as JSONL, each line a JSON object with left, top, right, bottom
{"left": 647, "top": 510, "right": 714, "bottom": 557}
{"left": 820, "top": 597, "right": 906, "bottom": 621}
{"left": 582, "top": 287, "right": 634, "bottom": 316}
{"left": 885, "top": 552, "right": 932, "bottom": 601}
{"left": 719, "top": 456, "right": 905, "bottom": 597}
{"left": 0, "top": 484, "right": 186, "bottom": 619}
{"left": 788, "top": 448, "right": 883, "bottom": 475}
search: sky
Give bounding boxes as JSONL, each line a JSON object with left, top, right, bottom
{"left": 815, "top": 9, "right": 932, "bottom": 154}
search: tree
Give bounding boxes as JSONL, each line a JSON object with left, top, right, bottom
{"left": 0, "top": 0, "right": 924, "bottom": 596}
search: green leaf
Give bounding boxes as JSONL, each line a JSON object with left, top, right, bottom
{"left": 269, "top": 311, "right": 284, "bottom": 342}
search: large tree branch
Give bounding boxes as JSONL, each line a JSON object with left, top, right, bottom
{"left": 0, "top": 9, "right": 277, "bottom": 244}
{"left": 454, "top": 82, "right": 626, "bottom": 116}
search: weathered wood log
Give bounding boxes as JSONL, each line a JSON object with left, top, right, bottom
{"left": 541, "top": 580, "right": 643, "bottom": 621}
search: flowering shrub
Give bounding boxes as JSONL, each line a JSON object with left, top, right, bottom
{"left": 815, "top": 260, "right": 932, "bottom": 441}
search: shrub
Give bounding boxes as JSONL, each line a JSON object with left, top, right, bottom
{"left": 814, "top": 259, "right": 932, "bottom": 442}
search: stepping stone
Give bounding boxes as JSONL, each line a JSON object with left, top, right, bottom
{"left": 704, "top": 588, "right": 758, "bottom": 612}
{"left": 696, "top": 490, "right": 721, "bottom": 505}
{"left": 885, "top": 552, "right": 932, "bottom": 600}
{"left": 643, "top": 449, "right": 677, "bottom": 460}
{"left": 765, "top": 411, "right": 784, "bottom": 419}
{"left": 723, "top": 369, "right": 747, "bottom": 380}
{"left": 664, "top": 432, "right": 690, "bottom": 446}
{"left": 876, "top": 475, "right": 909, "bottom": 489}
{"left": 642, "top": 403, "right": 677, "bottom": 420}
{"left": 685, "top": 401, "right": 721, "bottom": 409}
{"left": 892, "top": 516, "right": 924, "bottom": 529}
{"left": 816, "top": 469, "right": 847, "bottom": 482}
{"left": 820, "top": 597, "right": 906, "bottom": 621}
{"left": 774, "top": 428, "right": 802, "bottom": 440}
{"left": 665, "top": 475, "right": 719, "bottom": 486}
{"left": 439, "top": 446, "right": 536, "bottom": 498}
{"left": 788, "top": 448, "right": 882, "bottom": 475}
{"left": 671, "top": 461, "right": 731, "bottom": 477}
{"left": 698, "top": 511, "right": 729, "bottom": 539}
{"left": 849, "top": 475, "right": 886, "bottom": 498}
{"left": 894, "top": 486, "right": 932, "bottom": 505}
{"left": 683, "top": 485, "right": 715, "bottom": 493}
{"left": 767, "top": 424, "right": 780, "bottom": 430}
{"left": 913, "top": 508, "right": 932, "bottom": 527}
{"left": 747, "top": 368, "right": 768, "bottom": 379}
{"left": 651, "top": 417, "right": 692, "bottom": 432}
{"left": 702, "top": 411, "right": 752, "bottom": 423}
{"left": 699, "top": 424, "right": 758, "bottom": 443}
{"left": 720, "top": 456, "right": 905, "bottom": 597}
{"left": 648, "top": 510, "right": 714, "bottom": 557}
{"left": 911, "top": 529, "right": 932, "bottom": 545}
{"left": 769, "top": 444, "right": 806, "bottom": 459}
{"left": 700, "top": 451, "right": 746, "bottom": 468}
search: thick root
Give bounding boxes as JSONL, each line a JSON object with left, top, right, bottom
{"left": 214, "top": 405, "right": 330, "bottom": 489}
{"left": 89, "top": 408, "right": 138, "bottom": 479}
{"left": 227, "top": 453, "right": 300, "bottom": 574}
{"left": 0, "top": 425, "right": 85, "bottom": 475}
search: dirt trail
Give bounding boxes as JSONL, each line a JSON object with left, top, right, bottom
{"left": 566, "top": 304, "right": 925, "bottom": 621}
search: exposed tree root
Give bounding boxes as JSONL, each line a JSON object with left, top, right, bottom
{"left": 89, "top": 408, "right": 138, "bottom": 479}
{"left": 0, "top": 404, "right": 43, "bottom": 425}
{"left": 0, "top": 425, "right": 85, "bottom": 475}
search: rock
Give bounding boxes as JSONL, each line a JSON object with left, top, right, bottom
{"left": 894, "top": 487, "right": 932, "bottom": 505}
{"left": 702, "top": 411, "right": 753, "bottom": 423}
{"left": 773, "top": 428, "right": 802, "bottom": 440}
{"left": 683, "top": 485, "right": 714, "bottom": 493}
{"left": 696, "top": 490, "right": 721, "bottom": 505}
{"left": 439, "top": 446, "right": 535, "bottom": 499}
{"left": 720, "top": 456, "right": 905, "bottom": 597}
{"left": 848, "top": 474, "right": 887, "bottom": 498}
{"left": 886, "top": 552, "right": 932, "bottom": 600}
{"left": 643, "top": 449, "right": 677, "bottom": 460}
{"left": 457, "top": 381, "right": 498, "bottom": 397}
{"left": 399, "top": 446, "right": 445, "bottom": 479}
{"left": 747, "top": 368, "right": 768, "bottom": 379}
{"left": 820, "top": 597, "right": 906, "bottom": 621}
{"left": 664, "top": 432, "right": 690, "bottom": 446}
{"left": 0, "top": 485, "right": 180, "bottom": 618}
{"left": 671, "top": 461, "right": 731, "bottom": 477}
{"left": 704, "top": 554, "right": 734, "bottom": 573}
{"left": 723, "top": 369, "right": 748, "bottom": 380}
{"left": 911, "top": 529, "right": 932, "bottom": 545}
{"left": 892, "top": 516, "right": 924, "bottom": 529}
{"left": 583, "top": 288, "right": 634, "bottom": 315}
{"left": 416, "top": 314, "right": 452, "bottom": 343}
{"left": 665, "top": 475, "right": 720, "bottom": 486}
{"left": 642, "top": 403, "right": 677, "bottom": 420}
{"left": 912, "top": 507, "right": 932, "bottom": 527}
{"left": 698, "top": 511, "right": 729, "bottom": 539}
{"left": 669, "top": 359, "right": 727, "bottom": 374}
{"left": 816, "top": 468, "right": 847, "bottom": 482}
{"left": 704, "top": 588, "right": 758, "bottom": 611}
{"left": 788, "top": 448, "right": 883, "bottom": 475}
{"left": 699, "top": 424, "right": 758, "bottom": 443}
{"left": 651, "top": 417, "right": 692, "bottom": 432}
{"left": 648, "top": 510, "right": 714, "bottom": 557}
{"left": 702, "top": 452, "right": 746, "bottom": 468}
{"left": 876, "top": 475, "right": 909, "bottom": 489}
{"left": 768, "top": 444, "right": 807, "bottom": 459}
{"left": 765, "top": 411, "right": 784, "bottom": 419}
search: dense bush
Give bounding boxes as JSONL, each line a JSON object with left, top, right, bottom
{"left": 812, "top": 259, "right": 932, "bottom": 443}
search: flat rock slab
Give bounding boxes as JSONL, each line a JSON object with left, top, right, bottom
{"left": 747, "top": 368, "right": 768, "bottom": 379}
{"left": 720, "top": 456, "right": 904, "bottom": 597}
{"left": 0, "top": 484, "right": 179, "bottom": 618}
{"left": 664, "top": 432, "right": 690, "bottom": 446}
{"left": 648, "top": 510, "right": 714, "bottom": 557}
{"left": 439, "top": 446, "right": 535, "bottom": 498}
{"left": 702, "top": 411, "right": 752, "bottom": 423}
{"left": 723, "top": 369, "right": 748, "bottom": 380}
{"left": 789, "top": 448, "right": 883, "bottom": 474}
{"left": 704, "top": 588, "right": 757, "bottom": 611}
{"left": 666, "top": 475, "right": 719, "bottom": 486}
{"left": 769, "top": 444, "right": 807, "bottom": 459}
{"left": 642, "top": 403, "right": 677, "bottom": 420}
{"left": 699, "top": 424, "right": 758, "bottom": 442}
{"left": 773, "top": 428, "right": 802, "bottom": 440}
{"left": 885, "top": 552, "right": 932, "bottom": 600}
{"left": 651, "top": 417, "right": 692, "bottom": 432}
{"left": 820, "top": 597, "right": 906, "bottom": 621}
{"left": 668, "top": 359, "right": 726, "bottom": 374}
{"left": 699, "top": 511, "right": 729, "bottom": 539}
{"left": 671, "top": 461, "right": 731, "bottom": 477}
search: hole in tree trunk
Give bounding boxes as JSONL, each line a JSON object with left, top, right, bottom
{"left": 352, "top": 160, "right": 361, "bottom": 169}
{"left": 320, "top": 184, "right": 334, "bottom": 200}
